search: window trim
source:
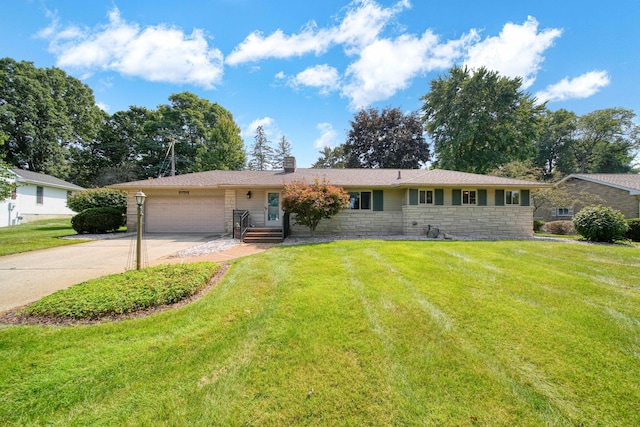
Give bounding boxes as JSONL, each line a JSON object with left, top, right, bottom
{"left": 552, "top": 207, "right": 574, "bottom": 217}
{"left": 505, "top": 190, "right": 520, "bottom": 205}
{"left": 348, "top": 190, "right": 372, "bottom": 210}
{"left": 36, "top": 186, "right": 44, "bottom": 205}
{"left": 419, "top": 189, "right": 434, "bottom": 205}
{"left": 462, "top": 189, "right": 477, "bottom": 206}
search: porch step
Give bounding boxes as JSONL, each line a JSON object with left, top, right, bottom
{"left": 242, "top": 227, "right": 283, "bottom": 243}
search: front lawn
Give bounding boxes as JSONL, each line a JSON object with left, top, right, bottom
{"left": 1, "top": 240, "right": 638, "bottom": 426}
{"left": 0, "top": 218, "right": 88, "bottom": 256}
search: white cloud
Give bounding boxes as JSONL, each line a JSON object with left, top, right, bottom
{"left": 342, "top": 30, "right": 477, "bottom": 109}
{"left": 96, "top": 102, "right": 110, "bottom": 112}
{"left": 314, "top": 123, "right": 339, "bottom": 148}
{"left": 535, "top": 71, "right": 610, "bottom": 103}
{"left": 39, "top": 8, "right": 224, "bottom": 88}
{"left": 242, "top": 117, "right": 281, "bottom": 140}
{"left": 464, "top": 16, "right": 562, "bottom": 89}
{"left": 226, "top": 0, "right": 409, "bottom": 65}
{"left": 290, "top": 65, "right": 340, "bottom": 95}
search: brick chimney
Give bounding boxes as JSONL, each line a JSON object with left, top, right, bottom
{"left": 283, "top": 156, "right": 296, "bottom": 173}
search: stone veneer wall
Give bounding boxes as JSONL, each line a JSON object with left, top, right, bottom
{"left": 224, "top": 189, "right": 236, "bottom": 234}
{"left": 402, "top": 206, "right": 534, "bottom": 238}
{"left": 289, "top": 206, "right": 533, "bottom": 238}
{"left": 289, "top": 210, "right": 404, "bottom": 236}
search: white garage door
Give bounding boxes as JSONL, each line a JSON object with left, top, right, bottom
{"left": 145, "top": 195, "right": 224, "bottom": 233}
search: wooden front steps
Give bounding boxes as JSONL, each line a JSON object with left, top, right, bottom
{"left": 242, "top": 227, "right": 283, "bottom": 243}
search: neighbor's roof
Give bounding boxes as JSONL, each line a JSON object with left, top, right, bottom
{"left": 557, "top": 173, "right": 640, "bottom": 195}
{"left": 111, "top": 168, "right": 550, "bottom": 189}
{"left": 12, "top": 168, "right": 85, "bottom": 191}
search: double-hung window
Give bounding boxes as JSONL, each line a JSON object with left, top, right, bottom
{"left": 348, "top": 191, "right": 372, "bottom": 210}
{"left": 462, "top": 189, "right": 476, "bottom": 205}
{"left": 419, "top": 190, "right": 433, "bottom": 204}
{"left": 505, "top": 190, "right": 520, "bottom": 205}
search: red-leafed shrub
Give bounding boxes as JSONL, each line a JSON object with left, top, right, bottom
{"left": 282, "top": 179, "right": 350, "bottom": 233}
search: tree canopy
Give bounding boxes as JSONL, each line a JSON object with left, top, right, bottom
{"left": 312, "top": 146, "right": 347, "bottom": 168}
{"left": 344, "top": 107, "right": 429, "bottom": 169}
{"left": 422, "top": 66, "right": 544, "bottom": 174}
{"left": 0, "top": 58, "right": 246, "bottom": 187}
{"left": 0, "top": 58, "right": 103, "bottom": 180}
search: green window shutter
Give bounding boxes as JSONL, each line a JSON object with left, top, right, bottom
{"left": 373, "top": 190, "right": 384, "bottom": 211}
{"left": 435, "top": 189, "right": 444, "bottom": 205}
{"left": 452, "top": 189, "right": 462, "bottom": 206}
{"left": 409, "top": 189, "right": 418, "bottom": 205}
{"left": 521, "top": 189, "right": 530, "bottom": 206}
{"left": 478, "top": 189, "right": 487, "bottom": 206}
{"left": 495, "top": 189, "right": 505, "bottom": 206}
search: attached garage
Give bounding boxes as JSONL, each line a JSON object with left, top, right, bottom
{"left": 145, "top": 192, "right": 224, "bottom": 233}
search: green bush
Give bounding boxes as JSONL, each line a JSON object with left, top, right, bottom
{"left": 625, "top": 218, "right": 640, "bottom": 242}
{"left": 71, "top": 207, "right": 126, "bottom": 234}
{"left": 573, "top": 205, "right": 629, "bottom": 243}
{"left": 19, "top": 263, "right": 219, "bottom": 320}
{"left": 541, "top": 220, "right": 576, "bottom": 235}
{"left": 533, "top": 219, "right": 545, "bottom": 232}
{"left": 67, "top": 188, "right": 127, "bottom": 212}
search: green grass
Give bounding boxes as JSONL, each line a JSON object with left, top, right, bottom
{"left": 19, "top": 263, "right": 220, "bottom": 320}
{"left": 1, "top": 240, "right": 639, "bottom": 426}
{"left": 0, "top": 218, "right": 89, "bottom": 256}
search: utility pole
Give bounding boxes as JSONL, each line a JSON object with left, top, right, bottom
{"left": 170, "top": 138, "right": 176, "bottom": 176}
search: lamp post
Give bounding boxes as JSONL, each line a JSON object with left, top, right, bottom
{"left": 134, "top": 190, "right": 146, "bottom": 270}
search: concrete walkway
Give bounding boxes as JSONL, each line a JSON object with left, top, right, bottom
{"left": 0, "top": 234, "right": 272, "bottom": 313}
{"left": 160, "top": 242, "right": 276, "bottom": 265}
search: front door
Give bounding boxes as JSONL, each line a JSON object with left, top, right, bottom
{"left": 266, "top": 192, "right": 281, "bottom": 227}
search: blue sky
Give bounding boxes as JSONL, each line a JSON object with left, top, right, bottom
{"left": 2, "top": 0, "right": 639, "bottom": 167}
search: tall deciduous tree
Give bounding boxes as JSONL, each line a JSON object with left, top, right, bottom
{"left": 138, "top": 92, "right": 245, "bottom": 178}
{"left": 422, "top": 66, "right": 544, "bottom": 174}
{"left": 0, "top": 58, "right": 103, "bottom": 180}
{"left": 570, "top": 108, "right": 639, "bottom": 173}
{"left": 282, "top": 179, "right": 350, "bottom": 233}
{"left": 345, "top": 107, "right": 429, "bottom": 168}
{"left": 248, "top": 126, "right": 273, "bottom": 170}
{"left": 312, "top": 146, "right": 347, "bottom": 168}
{"left": 534, "top": 108, "right": 578, "bottom": 179}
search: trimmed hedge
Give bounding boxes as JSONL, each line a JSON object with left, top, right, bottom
{"left": 573, "top": 205, "right": 628, "bottom": 243}
{"left": 68, "top": 188, "right": 127, "bottom": 213}
{"left": 71, "top": 207, "right": 126, "bottom": 234}
{"left": 533, "top": 219, "right": 545, "bottom": 232}
{"left": 626, "top": 218, "right": 640, "bottom": 242}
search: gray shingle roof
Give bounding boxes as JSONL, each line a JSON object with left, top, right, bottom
{"left": 111, "top": 168, "right": 549, "bottom": 189}
{"left": 561, "top": 173, "right": 640, "bottom": 194}
{"left": 12, "top": 169, "right": 85, "bottom": 191}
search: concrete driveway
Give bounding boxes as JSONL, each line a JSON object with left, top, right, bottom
{"left": 0, "top": 233, "right": 217, "bottom": 312}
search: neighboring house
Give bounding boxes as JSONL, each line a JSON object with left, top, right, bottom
{"left": 538, "top": 174, "right": 640, "bottom": 222}
{"left": 0, "top": 169, "right": 84, "bottom": 227}
{"left": 111, "top": 157, "right": 548, "bottom": 239}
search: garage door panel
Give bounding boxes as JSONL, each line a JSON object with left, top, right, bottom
{"left": 145, "top": 196, "right": 224, "bottom": 233}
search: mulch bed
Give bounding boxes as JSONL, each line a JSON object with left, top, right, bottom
{"left": 0, "top": 263, "right": 229, "bottom": 327}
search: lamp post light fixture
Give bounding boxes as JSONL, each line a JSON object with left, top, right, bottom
{"left": 134, "top": 190, "right": 146, "bottom": 270}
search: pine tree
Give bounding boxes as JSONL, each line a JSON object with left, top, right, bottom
{"left": 273, "top": 135, "right": 292, "bottom": 169}
{"left": 247, "top": 126, "right": 274, "bottom": 170}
